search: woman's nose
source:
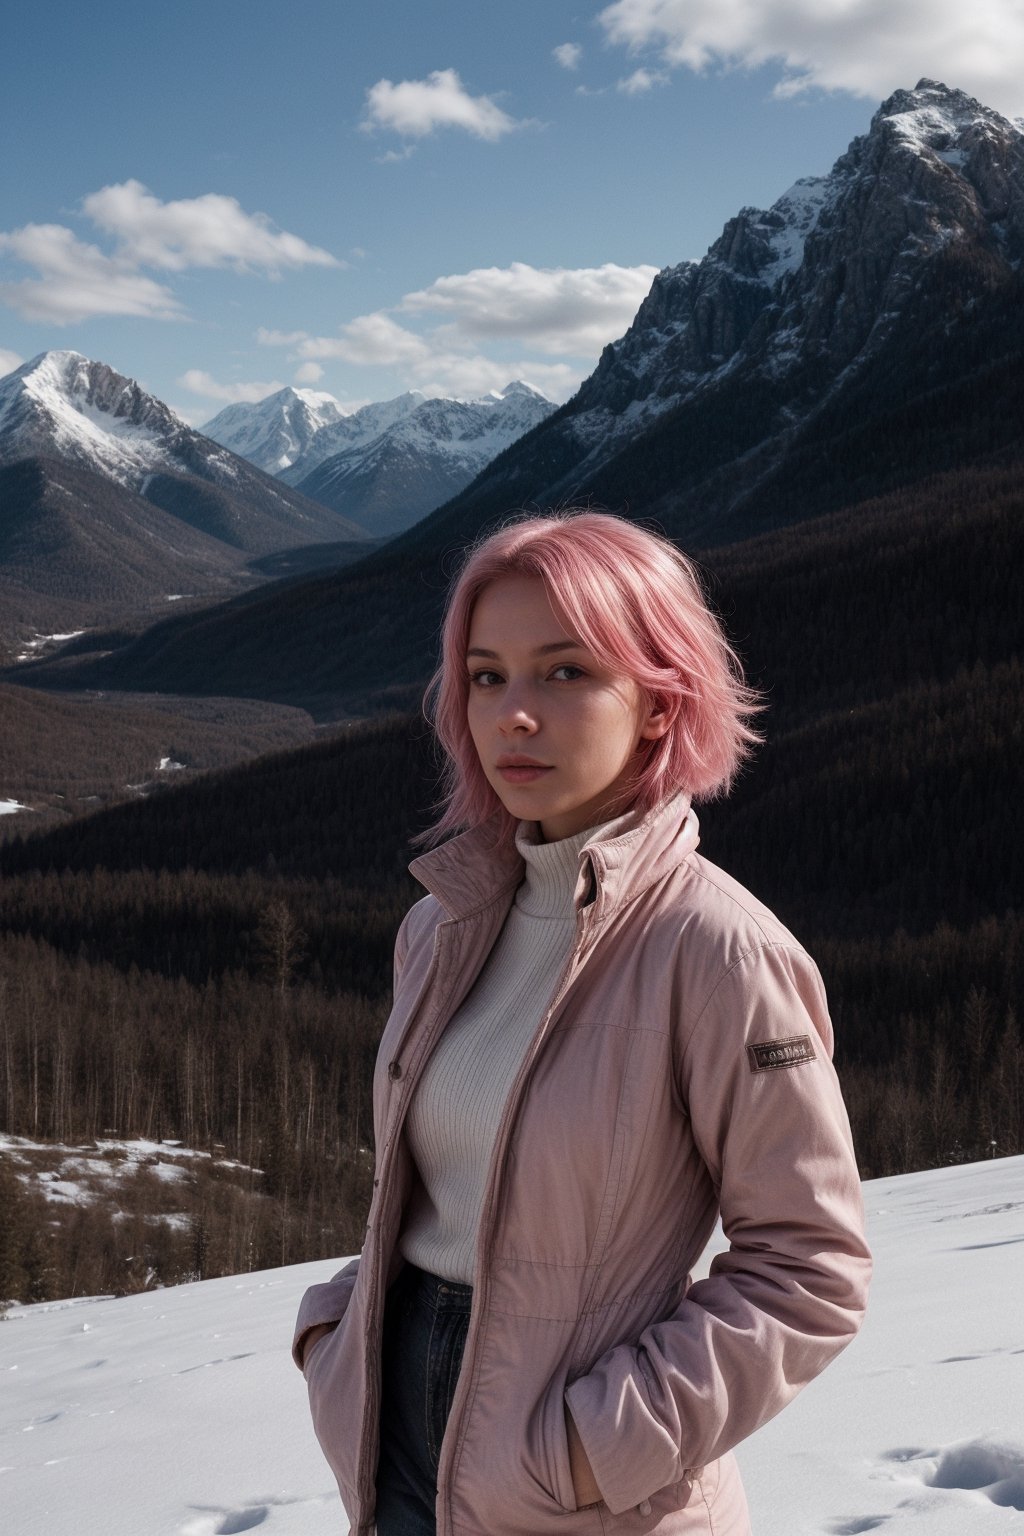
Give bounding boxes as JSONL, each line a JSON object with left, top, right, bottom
{"left": 497, "top": 683, "right": 538, "bottom": 733}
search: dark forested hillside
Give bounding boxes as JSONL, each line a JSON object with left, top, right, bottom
{"left": 19, "top": 458, "right": 1021, "bottom": 726}
{"left": 1, "top": 496, "right": 1021, "bottom": 1307}
{"left": 0, "top": 683, "right": 319, "bottom": 828}
{"left": 0, "top": 718, "right": 438, "bottom": 1301}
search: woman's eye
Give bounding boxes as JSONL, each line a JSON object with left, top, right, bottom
{"left": 469, "top": 669, "right": 503, "bottom": 687}
{"left": 550, "top": 664, "right": 585, "bottom": 681}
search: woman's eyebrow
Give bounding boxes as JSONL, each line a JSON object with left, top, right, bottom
{"left": 466, "top": 640, "right": 584, "bottom": 660}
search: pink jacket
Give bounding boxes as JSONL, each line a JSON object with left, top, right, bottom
{"left": 293, "top": 794, "right": 871, "bottom": 1535}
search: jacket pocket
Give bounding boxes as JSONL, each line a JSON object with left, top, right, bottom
{"left": 306, "top": 1284, "right": 370, "bottom": 1507}
{"left": 449, "top": 1323, "right": 604, "bottom": 1533}
{"left": 531, "top": 1369, "right": 578, "bottom": 1514}
{"left": 302, "top": 1323, "right": 336, "bottom": 1382}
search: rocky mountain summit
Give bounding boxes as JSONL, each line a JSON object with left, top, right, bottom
{"left": 466, "top": 78, "right": 1024, "bottom": 542}
{"left": 201, "top": 386, "right": 349, "bottom": 476}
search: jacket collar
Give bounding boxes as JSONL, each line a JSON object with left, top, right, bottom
{"left": 408, "top": 792, "right": 700, "bottom": 922}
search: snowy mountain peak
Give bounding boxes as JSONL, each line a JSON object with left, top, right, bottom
{"left": 536, "top": 78, "right": 1024, "bottom": 492}
{"left": 290, "top": 387, "right": 346, "bottom": 411}
{"left": 0, "top": 350, "right": 371, "bottom": 561}
{"left": 490, "top": 380, "right": 550, "bottom": 402}
{"left": 13, "top": 350, "right": 187, "bottom": 428}
{"left": 285, "top": 381, "right": 557, "bottom": 536}
{"left": 0, "top": 350, "right": 191, "bottom": 475}
{"left": 876, "top": 78, "right": 1018, "bottom": 150}
{"left": 202, "top": 386, "right": 349, "bottom": 474}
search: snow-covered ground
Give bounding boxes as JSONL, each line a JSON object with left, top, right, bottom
{"left": 2, "top": 1157, "right": 1022, "bottom": 1536}
{"left": 1, "top": 1133, "right": 258, "bottom": 1212}
{"left": 13, "top": 630, "right": 86, "bottom": 663}
{"left": 0, "top": 799, "right": 31, "bottom": 816}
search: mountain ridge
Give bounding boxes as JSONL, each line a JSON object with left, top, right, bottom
{"left": 0, "top": 352, "right": 373, "bottom": 643}
{"left": 204, "top": 378, "right": 556, "bottom": 537}
{"left": 0, "top": 351, "right": 369, "bottom": 554}
{"left": 290, "top": 380, "right": 555, "bottom": 536}
{"left": 11, "top": 79, "right": 1024, "bottom": 704}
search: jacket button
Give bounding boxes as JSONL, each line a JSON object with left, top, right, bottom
{"left": 387, "top": 1061, "right": 402, "bottom": 1080}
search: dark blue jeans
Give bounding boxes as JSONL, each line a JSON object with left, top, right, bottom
{"left": 375, "top": 1264, "right": 473, "bottom": 1536}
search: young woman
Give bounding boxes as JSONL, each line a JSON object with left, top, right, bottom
{"left": 293, "top": 512, "right": 871, "bottom": 1536}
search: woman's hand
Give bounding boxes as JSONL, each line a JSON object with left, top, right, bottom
{"left": 565, "top": 1405, "right": 602, "bottom": 1507}
{"left": 300, "top": 1321, "right": 336, "bottom": 1369}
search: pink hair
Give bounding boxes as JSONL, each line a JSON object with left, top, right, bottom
{"left": 420, "top": 511, "right": 762, "bottom": 844}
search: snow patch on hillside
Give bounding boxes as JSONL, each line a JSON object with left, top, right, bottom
{"left": 760, "top": 176, "right": 834, "bottom": 287}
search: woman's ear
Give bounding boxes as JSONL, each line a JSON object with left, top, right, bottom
{"left": 638, "top": 693, "right": 678, "bottom": 743}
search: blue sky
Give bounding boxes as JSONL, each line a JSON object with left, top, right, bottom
{"left": 3, "top": 0, "right": 1022, "bottom": 421}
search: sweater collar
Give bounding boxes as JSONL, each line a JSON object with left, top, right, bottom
{"left": 408, "top": 792, "right": 700, "bottom": 922}
{"left": 513, "top": 812, "right": 631, "bottom": 919}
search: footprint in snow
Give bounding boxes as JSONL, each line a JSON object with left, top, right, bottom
{"left": 828, "top": 1519, "right": 889, "bottom": 1534}
{"left": 178, "top": 1492, "right": 335, "bottom": 1536}
{"left": 174, "top": 1352, "right": 256, "bottom": 1375}
{"left": 179, "top": 1509, "right": 267, "bottom": 1536}
{"left": 881, "top": 1438, "right": 1024, "bottom": 1512}
{"left": 216, "top": 1508, "right": 268, "bottom": 1534}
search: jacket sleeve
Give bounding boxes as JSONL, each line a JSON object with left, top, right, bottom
{"left": 290, "top": 903, "right": 418, "bottom": 1371}
{"left": 564, "top": 941, "right": 872, "bottom": 1514}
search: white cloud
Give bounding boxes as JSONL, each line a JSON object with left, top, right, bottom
{"left": 0, "top": 223, "right": 183, "bottom": 324}
{"left": 82, "top": 181, "right": 339, "bottom": 273}
{"left": 257, "top": 261, "right": 657, "bottom": 401}
{"left": 399, "top": 261, "right": 659, "bottom": 355}
{"left": 617, "top": 67, "right": 668, "bottom": 94}
{"left": 166, "top": 402, "right": 210, "bottom": 427}
{"left": 256, "top": 326, "right": 310, "bottom": 346}
{"left": 179, "top": 369, "right": 285, "bottom": 403}
{"left": 362, "top": 68, "right": 521, "bottom": 140}
{"left": 376, "top": 144, "right": 418, "bottom": 163}
{"left": 0, "top": 346, "right": 24, "bottom": 376}
{"left": 293, "top": 361, "right": 325, "bottom": 384}
{"left": 414, "top": 356, "right": 578, "bottom": 400}
{"left": 292, "top": 312, "right": 430, "bottom": 367}
{"left": 598, "top": 0, "right": 1024, "bottom": 114}
{"left": 0, "top": 187, "right": 338, "bottom": 327}
{"left": 553, "top": 43, "right": 583, "bottom": 70}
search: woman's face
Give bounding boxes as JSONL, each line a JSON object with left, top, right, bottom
{"left": 465, "top": 574, "right": 666, "bottom": 842}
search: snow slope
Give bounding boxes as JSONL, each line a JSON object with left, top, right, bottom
{"left": 2, "top": 1156, "right": 1023, "bottom": 1536}
{"left": 0, "top": 352, "right": 198, "bottom": 486}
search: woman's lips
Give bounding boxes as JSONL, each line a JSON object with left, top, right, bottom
{"left": 496, "top": 761, "right": 553, "bottom": 784}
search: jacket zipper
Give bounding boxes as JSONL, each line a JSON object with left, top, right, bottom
{"left": 356, "top": 896, "right": 520, "bottom": 1519}
{"left": 436, "top": 904, "right": 603, "bottom": 1535}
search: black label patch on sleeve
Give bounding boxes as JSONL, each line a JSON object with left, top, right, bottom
{"left": 747, "top": 1035, "right": 816, "bottom": 1073}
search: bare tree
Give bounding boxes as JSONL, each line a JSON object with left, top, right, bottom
{"left": 253, "top": 900, "right": 307, "bottom": 996}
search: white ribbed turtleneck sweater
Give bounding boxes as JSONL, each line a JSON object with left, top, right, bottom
{"left": 399, "top": 814, "right": 624, "bottom": 1284}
